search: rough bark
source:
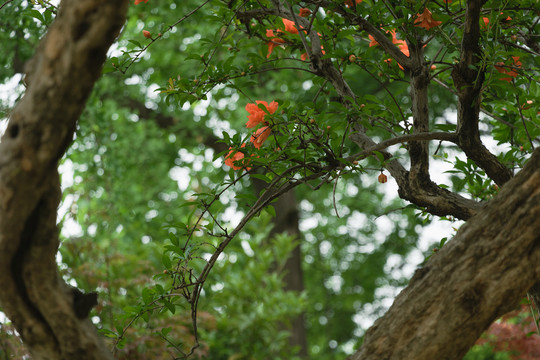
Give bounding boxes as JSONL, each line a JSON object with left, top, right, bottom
{"left": 350, "top": 148, "right": 540, "bottom": 360}
{"left": 452, "top": 0, "right": 513, "bottom": 186}
{"left": 0, "top": 0, "right": 129, "bottom": 359}
{"left": 349, "top": 130, "right": 483, "bottom": 220}
{"left": 1, "top": 1, "right": 536, "bottom": 360}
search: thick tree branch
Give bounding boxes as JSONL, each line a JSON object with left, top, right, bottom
{"left": 0, "top": 0, "right": 129, "bottom": 358}
{"left": 452, "top": 0, "right": 513, "bottom": 186}
{"left": 408, "top": 42, "right": 431, "bottom": 189}
{"left": 350, "top": 129, "right": 482, "bottom": 221}
{"left": 350, "top": 148, "right": 540, "bottom": 360}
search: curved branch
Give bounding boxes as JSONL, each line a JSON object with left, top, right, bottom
{"left": 350, "top": 130, "right": 483, "bottom": 220}
{"left": 351, "top": 131, "right": 458, "bottom": 158}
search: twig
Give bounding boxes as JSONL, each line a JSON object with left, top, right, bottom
{"left": 332, "top": 172, "right": 340, "bottom": 218}
{"left": 349, "top": 131, "right": 458, "bottom": 161}
{"left": 516, "top": 93, "right": 535, "bottom": 150}
{"left": 0, "top": 0, "right": 14, "bottom": 11}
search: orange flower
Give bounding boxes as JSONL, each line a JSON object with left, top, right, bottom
{"left": 398, "top": 43, "right": 409, "bottom": 57}
{"left": 299, "top": 8, "right": 312, "bottom": 17}
{"left": 368, "top": 29, "right": 409, "bottom": 70}
{"left": 369, "top": 29, "right": 405, "bottom": 47}
{"left": 266, "top": 29, "right": 286, "bottom": 58}
{"left": 265, "top": 19, "right": 301, "bottom": 58}
{"left": 225, "top": 143, "right": 250, "bottom": 170}
{"left": 345, "top": 0, "right": 362, "bottom": 7}
{"left": 482, "top": 17, "right": 490, "bottom": 30}
{"left": 245, "top": 101, "right": 279, "bottom": 128}
{"left": 495, "top": 56, "right": 521, "bottom": 82}
{"left": 368, "top": 34, "right": 378, "bottom": 47}
{"left": 282, "top": 18, "right": 299, "bottom": 34}
{"left": 391, "top": 31, "right": 407, "bottom": 47}
{"left": 134, "top": 0, "right": 148, "bottom": 4}
{"left": 414, "top": 8, "right": 442, "bottom": 30}
{"left": 143, "top": 30, "right": 151, "bottom": 39}
{"left": 383, "top": 31, "right": 408, "bottom": 70}
{"left": 250, "top": 126, "right": 272, "bottom": 149}
{"left": 266, "top": 29, "right": 276, "bottom": 37}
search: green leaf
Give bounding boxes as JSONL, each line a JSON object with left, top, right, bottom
{"left": 168, "top": 232, "right": 179, "bottom": 247}
{"left": 128, "top": 39, "right": 142, "bottom": 48}
{"left": 26, "top": 9, "right": 45, "bottom": 22}
{"left": 162, "top": 253, "right": 172, "bottom": 269}
{"left": 98, "top": 328, "right": 118, "bottom": 338}
{"left": 161, "top": 327, "right": 172, "bottom": 337}
{"left": 162, "top": 298, "right": 175, "bottom": 314}
{"left": 265, "top": 205, "right": 276, "bottom": 217}
{"left": 372, "top": 150, "right": 385, "bottom": 163}
{"left": 142, "top": 288, "right": 153, "bottom": 305}
{"left": 250, "top": 174, "right": 271, "bottom": 183}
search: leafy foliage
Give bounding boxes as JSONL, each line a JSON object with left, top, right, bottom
{"left": 0, "top": 0, "right": 539, "bottom": 359}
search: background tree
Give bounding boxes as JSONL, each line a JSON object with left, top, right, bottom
{"left": 0, "top": 0, "right": 539, "bottom": 360}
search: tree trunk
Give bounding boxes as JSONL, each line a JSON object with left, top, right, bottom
{"left": 0, "top": 1, "right": 129, "bottom": 359}
{"left": 269, "top": 190, "right": 308, "bottom": 358}
{"left": 252, "top": 176, "right": 309, "bottom": 357}
{"left": 2, "top": 2, "right": 539, "bottom": 360}
{"left": 350, "top": 148, "right": 540, "bottom": 360}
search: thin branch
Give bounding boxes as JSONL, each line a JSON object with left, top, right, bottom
{"left": 332, "top": 171, "right": 341, "bottom": 218}
{"left": 432, "top": 77, "right": 517, "bottom": 130}
{"left": 357, "top": 62, "right": 406, "bottom": 123}
{"left": 0, "top": 0, "right": 15, "bottom": 11}
{"left": 349, "top": 131, "right": 458, "bottom": 160}
{"left": 120, "top": 0, "right": 212, "bottom": 73}
{"left": 516, "top": 93, "right": 536, "bottom": 150}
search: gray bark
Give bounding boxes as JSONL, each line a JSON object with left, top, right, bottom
{"left": 350, "top": 148, "right": 540, "bottom": 360}
{"left": 2, "top": 1, "right": 538, "bottom": 360}
{"left": 0, "top": 0, "right": 129, "bottom": 359}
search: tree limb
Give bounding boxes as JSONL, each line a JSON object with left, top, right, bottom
{"left": 350, "top": 130, "right": 483, "bottom": 220}
{"left": 451, "top": 0, "right": 513, "bottom": 186}
{"left": 350, "top": 148, "right": 540, "bottom": 360}
{"left": 408, "top": 42, "right": 431, "bottom": 189}
{"left": 0, "top": 0, "right": 129, "bottom": 358}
